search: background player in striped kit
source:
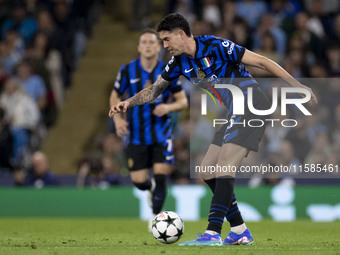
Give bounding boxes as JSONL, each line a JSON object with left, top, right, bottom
{"left": 109, "top": 28, "right": 188, "bottom": 231}
{"left": 109, "top": 14, "right": 317, "bottom": 245}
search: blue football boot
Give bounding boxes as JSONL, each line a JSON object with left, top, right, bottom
{"left": 178, "top": 233, "right": 223, "bottom": 246}
{"left": 223, "top": 229, "right": 254, "bottom": 245}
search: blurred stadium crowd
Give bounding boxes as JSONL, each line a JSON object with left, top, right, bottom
{"left": 0, "top": 0, "right": 102, "bottom": 185}
{"left": 1, "top": 0, "right": 340, "bottom": 188}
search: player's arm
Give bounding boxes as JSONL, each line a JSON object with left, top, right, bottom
{"left": 109, "top": 90, "right": 129, "bottom": 137}
{"left": 241, "top": 49, "right": 318, "bottom": 104}
{"left": 109, "top": 76, "right": 171, "bottom": 116}
{"left": 153, "top": 90, "right": 188, "bottom": 117}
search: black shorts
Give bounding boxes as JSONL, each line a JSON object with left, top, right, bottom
{"left": 126, "top": 138, "right": 174, "bottom": 171}
{"left": 212, "top": 87, "right": 270, "bottom": 152}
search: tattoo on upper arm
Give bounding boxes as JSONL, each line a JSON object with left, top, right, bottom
{"left": 126, "top": 77, "right": 170, "bottom": 107}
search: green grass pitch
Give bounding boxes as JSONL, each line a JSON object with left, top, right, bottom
{"left": 0, "top": 219, "right": 339, "bottom": 255}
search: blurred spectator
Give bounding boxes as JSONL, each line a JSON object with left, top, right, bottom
{"left": 0, "top": 107, "right": 13, "bottom": 171}
{"left": 168, "top": 0, "right": 197, "bottom": 25}
{"left": 172, "top": 136, "right": 190, "bottom": 183}
{"left": 131, "top": 0, "right": 151, "bottom": 30}
{"left": 0, "top": 0, "right": 11, "bottom": 26}
{"left": 307, "top": 0, "right": 340, "bottom": 15}
{"left": 0, "top": 78, "right": 39, "bottom": 168}
{"left": 51, "top": 1, "right": 76, "bottom": 87}
{"left": 287, "top": 32, "right": 304, "bottom": 51}
{"left": 321, "top": 78, "right": 340, "bottom": 119}
{"left": 68, "top": 0, "right": 89, "bottom": 70}
{"left": 305, "top": 0, "right": 328, "bottom": 38}
{"left": 329, "top": 13, "right": 340, "bottom": 44}
{"left": 249, "top": 139, "right": 299, "bottom": 187}
{"left": 270, "top": 0, "right": 302, "bottom": 21}
{"left": 325, "top": 43, "right": 340, "bottom": 76}
{"left": 76, "top": 156, "right": 120, "bottom": 188}
{"left": 172, "top": 115, "right": 190, "bottom": 183}
{"left": 250, "top": 31, "right": 284, "bottom": 77}
{"left": 305, "top": 132, "right": 332, "bottom": 165}
{"left": 304, "top": 0, "right": 340, "bottom": 15}
{"left": 24, "top": 0, "right": 46, "bottom": 19}
{"left": 264, "top": 106, "right": 291, "bottom": 153}
{"left": 286, "top": 119, "right": 312, "bottom": 163}
{"left": 101, "top": 133, "right": 126, "bottom": 177}
{"left": 253, "top": 14, "right": 286, "bottom": 55}
{"left": 0, "top": 40, "right": 20, "bottom": 75}
{"left": 286, "top": 32, "right": 316, "bottom": 66}
{"left": 275, "top": 140, "right": 299, "bottom": 182}
{"left": 282, "top": 48, "right": 308, "bottom": 78}
{"left": 229, "top": 17, "right": 252, "bottom": 49}
{"left": 1, "top": 1, "right": 37, "bottom": 44}
{"left": 25, "top": 151, "right": 59, "bottom": 188}
{"left": 308, "top": 63, "right": 327, "bottom": 78}
{"left": 221, "top": 0, "right": 236, "bottom": 37}
{"left": 5, "top": 28, "right": 25, "bottom": 56}
{"left": 25, "top": 32, "right": 62, "bottom": 125}
{"left": 202, "top": 0, "right": 221, "bottom": 29}
{"left": 0, "top": 30, "right": 25, "bottom": 75}
{"left": 191, "top": 19, "right": 213, "bottom": 36}
{"left": 36, "top": 9, "right": 55, "bottom": 40}
{"left": 167, "top": 0, "right": 202, "bottom": 20}
{"left": 293, "top": 12, "right": 325, "bottom": 60}
{"left": 15, "top": 59, "right": 46, "bottom": 111}
{"left": 36, "top": 10, "right": 66, "bottom": 99}
{"left": 235, "top": 0, "right": 267, "bottom": 29}
{"left": 76, "top": 133, "right": 124, "bottom": 188}
{"left": 0, "top": 64, "right": 9, "bottom": 89}
{"left": 71, "top": 0, "right": 101, "bottom": 37}
{"left": 304, "top": 104, "right": 328, "bottom": 143}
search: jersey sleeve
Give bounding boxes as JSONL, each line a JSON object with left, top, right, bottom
{"left": 113, "top": 65, "right": 128, "bottom": 96}
{"left": 169, "top": 78, "right": 182, "bottom": 94}
{"left": 219, "top": 39, "right": 245, "bottom": 65}
{"left": 161, "top": 56, "right": 182, "bottom": 81}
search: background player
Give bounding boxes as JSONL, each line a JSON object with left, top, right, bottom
{"left": 109, "top": 14, "right": 317, "bottom": 245}
{"left": 109, "top": 28, "right": 188, "bottom": 231}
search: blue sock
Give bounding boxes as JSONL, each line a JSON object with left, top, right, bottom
{"left": 226, "top": 193, "right": 244, "bottom": 227}
{"left": 207, "top": 176, "right": 234, "bottom": 234}
{"left": 152, "top": 174, "right": 167, "bottom": 214}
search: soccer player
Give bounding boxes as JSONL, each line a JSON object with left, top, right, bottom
{"left": 109, "top": 28, "right": 188, "bottom": 231}
{"left": 109, "top": 14, "right": 317, "bottom": 245}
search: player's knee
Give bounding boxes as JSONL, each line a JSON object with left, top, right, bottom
{"left": 133, "top": 180, "right": 151, "bottom": 190}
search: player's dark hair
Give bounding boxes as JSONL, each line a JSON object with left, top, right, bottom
{"left": 140, "top": 28, "right": 161, "bottom": 44}
{"left": 157, "top": 13, "right": 191, "bottom": 37}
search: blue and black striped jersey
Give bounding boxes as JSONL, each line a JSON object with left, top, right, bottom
{"left": 161, "top": 35, "right": 258, "bottom": 117}
{"left": 114, "top": 58, "right": 182, "bottom": 145}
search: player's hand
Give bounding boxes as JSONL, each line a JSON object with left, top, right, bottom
{"left": 300, "top": 85, "right": 318, "bottom": 105}
{"left": 153, "top": 104, "right": 170, "bottom": 117}
{"left": 109, "top": 101, "right": 129, "bottom": 117}
{"left": 114, "top": 118, "right": 129, "bottom": 137}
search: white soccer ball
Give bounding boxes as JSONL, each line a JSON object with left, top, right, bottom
{"left": 151, "top": 211, "right": 184, "bottom": 244}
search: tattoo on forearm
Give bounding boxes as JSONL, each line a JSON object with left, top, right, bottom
{"left": 126, "top": 78, "right": 170, "bottom": 107}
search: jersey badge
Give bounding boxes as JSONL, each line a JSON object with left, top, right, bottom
{"left": 202, "top": 57, "right": 211, "bottom": 68}
{"left": 197, "top": 67, "right": 206, "bottom": 79}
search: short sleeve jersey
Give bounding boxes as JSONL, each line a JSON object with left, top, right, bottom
{"left": 114, "top": 58, "right": 182, "bottom": 145}
{"left": 161, "top": 35, "right": 258, "bottom": 117}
